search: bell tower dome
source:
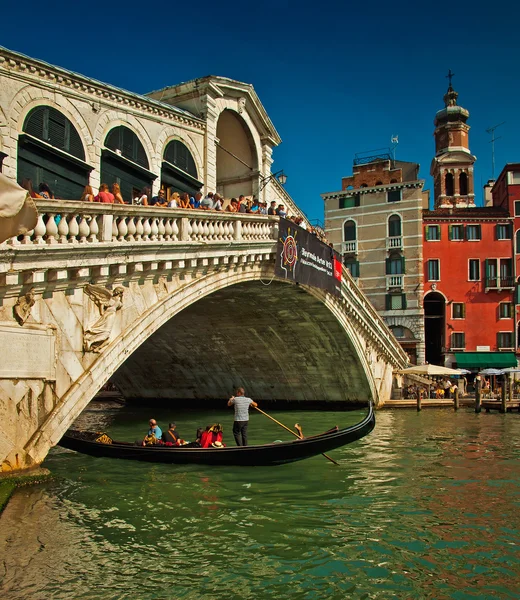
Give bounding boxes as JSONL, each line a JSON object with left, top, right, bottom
{"left": 430, "top": 70, "right": 476, "bottom": 209}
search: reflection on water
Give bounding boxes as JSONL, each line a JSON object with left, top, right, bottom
{"left": 1, "top": 406, "right": 519, "bottom": 599}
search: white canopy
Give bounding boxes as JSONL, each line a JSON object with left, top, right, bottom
{"left": 397, "top": 364, "right": 462, "bottom": 376}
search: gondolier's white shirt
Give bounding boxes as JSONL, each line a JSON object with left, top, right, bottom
{"left": 230, "top": 396, "right": 254, "bottom": 421}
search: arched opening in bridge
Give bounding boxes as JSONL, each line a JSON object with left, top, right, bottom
{"left": 216, "top": 109, "right": 258, "bottom": 200}
{"left": 110, "top": 281, "right": 373, "bottom": 404}
{"left": 424, "top": 291, "right": 446, "bottom": 365}
{"left": 161, "top": 140, "right": 202, "bottom": 200}
{"left": 101, "top": 125, "right": 156, "bottom": 203}
{"left": 17, "top": 106, "right": 92, "bottom": 199}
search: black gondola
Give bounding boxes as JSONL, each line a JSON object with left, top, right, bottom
{"left": 58, "top": 403, "right": 375, "bottom": 467}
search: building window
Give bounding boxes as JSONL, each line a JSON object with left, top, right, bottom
{"left": 466, "top": 225, "right": 481, "bottom": 240}
{"left": 449, "top": 224, "right": 464, "bottom": 240}
{"left": 460, "top": 172, "right": 468, "bottom": 195}
{"left": 388, "top": 215, "right": 401, "bottom": 237}
{"left": 468, "top": 259, "right": 480, "bottom": 281}
{"left": 445, "top": 173, "right": 454, "bottom": 196}
{"left": 497, "top": 332, "right": 514, "bottom": 349}
{"left": 499, "top": 302, "right": 513, "bottom": 319}
{"left": 339, "top": 194, "right": 360, "bottom": 209}
{"left": 451, "top": 332, "right": 465, "bottom": 349}
{"left": 344, "top": 257, "right": 360, "bottom": 277}
{"left": 516, "top": 230, "right": 520, "bottom": 253}
{"left": 515, "top": 201, "right": 520, "bottom": 217}
{"left": 500, "top": 258, "right": 513, "bottom": 287}
{"left": 427, "top": 259, "right": 440, "bottom": 281}
{"left": 485, "top": 259, "right": 498, "bottom": 288}
{"left": 163, "top": 140, "right": 198, "bottom": 178}
{"left": 452, "top": 303, "right": 465, "bottom": 319}
{"left": 496, "top": 224, "right": 512, "bottom": 240}
{"left": 386, "top": 254, "right": 405, "bottom": 274}
{"left": 343, "top": 220, "right": 356, "bottom": 242}
{"left": 385, "top": 293, "right": 407, "bottom": 310}
{"left": 425, "top": 225, "right": 440, "bottom": 241}
{"left": 510, "top": 171, "right": 520, "bottom": 184}
{"left": 387, "top": 190, "right": 401, "bottom": 203}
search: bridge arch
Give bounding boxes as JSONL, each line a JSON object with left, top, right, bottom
{"left": 29, "top": 268, "right": 380, "bottom": 464}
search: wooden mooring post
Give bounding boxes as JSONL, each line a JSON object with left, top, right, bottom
{"left": 475, "top": 377, "right": 481, "bottom": 413}
{"left": 453, "top": 387, "right": 459, "bottom": 411}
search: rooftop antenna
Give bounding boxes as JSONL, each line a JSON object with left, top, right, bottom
{"left": 390, "top": 135, "right": 398, "bottom": 161}
{"left": 486, "top": 122, "right": 505, "bottom": 179}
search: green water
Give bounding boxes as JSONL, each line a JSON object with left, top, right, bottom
{"left": 1, "top": 404, "right": 519, "bottom": 599}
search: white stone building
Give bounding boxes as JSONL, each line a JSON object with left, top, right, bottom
{"left": 0, "top": 46, "right": 299, "bottom": 214}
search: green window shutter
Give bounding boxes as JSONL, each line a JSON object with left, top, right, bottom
{"left": 485, "top": 259, "right": 490, "bottom": 279}
{"left": 354, "top": 260, "right": 360, "bottom": 278}
{"left": 437, "top": 226, "right": 441, "bottom": 240}
{"left": 425, "top": 225, "right": 429, "bottom": 240}
{"left": 385, "top": 294, "right": 391, "bottom": 310}
{"left": 402, "top": 294, "right": 407, "bottom": 310}
{"left": 385, "top": 257, "right": 391, "bottom": 274}
{"left": 401, "top": 256, "right": 406, "bottom": 274}
{"left": 449, "top": 224, "right": 453, "bottom": 240}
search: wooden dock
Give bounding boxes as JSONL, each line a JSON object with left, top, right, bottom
{"left": 481, "top": 400, "right": 520, "bottom": 413}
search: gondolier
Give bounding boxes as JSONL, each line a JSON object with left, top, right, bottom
{"left": 227, "top": 387, "right": 258, "bottom": 447}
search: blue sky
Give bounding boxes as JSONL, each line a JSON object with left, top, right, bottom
{"left": 2, "top": 0, "right": 519, "bottom": 222}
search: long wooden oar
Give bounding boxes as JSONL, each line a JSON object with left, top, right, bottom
{"left": 253, "top": 406, "right": 339, "bottom": 465}
{"left": 295, "top": 422, "right": 339, "bottom": 466}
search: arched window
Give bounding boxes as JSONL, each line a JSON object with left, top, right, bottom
{"left": 101, "top": 126, "right": 155, "bottom": 203}
{"left": 163, "top": 140, "right": 197, "bottom": 178}
{"left": 161, "top": 140, "right": 202, "bottom": 198}
{"left": 18, "top": 105, "right": 91, "bottom": 199}
{"left": 23, "top": 106, "right": 85, "bottom": 160}
{"left": 445, "top": 172, "right": 454, "bottom": 196}
{"left": 460, "top": 172, "right": 468, "bottom": 195}
{"left": 343, "top": 220, "right": 356, "bottom": 241}
{"left": 390, "top": 179, "right": 398, "bottom": 184}
{"left": 360, "top": 183, "right": 368, "bottom": 188}
{"left": 376, "top": 181, "right": 383, "bottom": 186}
{"left": 105, "top": 126, "right": 149, "bottom": 168}
{"left": 386, "top": 252, "right": 404, "bottom": 274}
{"left": 388, "top": 215, "right": 401, "bottom": 237}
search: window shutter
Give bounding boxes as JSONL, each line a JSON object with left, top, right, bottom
{"left": 402, "top": 294, "right": 407, "bottom": 310}
{"left": 424, "top": 226, "right": 429, "bottom": 240}
{"left": 385, "top": 294, "right": 391, "bottom": 310}
{"left": 485, "top": 259, "right": 490, "bottom": 279}
{"left": 401, "top": 256, "right": 406, "bottom": 274}
{"left": 449, "top": 224, "right": 453, "bottom": 240}
{"left": 462, "top": 303, "right": 466, "bottom": 318}
{"left": 354, "top": 260, "right": 360, "bottom": 278}
{"left": 385, "top": 257, "right": 391, "bottom": 274}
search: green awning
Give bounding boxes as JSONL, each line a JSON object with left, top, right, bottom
{"left": 454, "top": 352, "right": 517, "bottom": 369}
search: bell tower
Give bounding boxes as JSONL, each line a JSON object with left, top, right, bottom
{"left": 430, "top": 70, "right": 476, "bottom": 209}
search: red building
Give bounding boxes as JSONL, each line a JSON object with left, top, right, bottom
{"left": 492, "top": 163, "right": 520, "bottom": 347}
{"left": 422, "top": 81, "right": 517, "bottom": 370}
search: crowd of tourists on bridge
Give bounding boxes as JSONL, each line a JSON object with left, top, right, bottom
{"left": 21, "top": 177, "right": 330, "bottom": 242}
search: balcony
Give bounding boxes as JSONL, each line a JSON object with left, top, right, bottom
{"left": 386, "top": 236, "right": 402, "bottom": 250}
{"left": 485, "top": 276, "right": 515, "bottom": 292}
{"left": 386, "top": 274, "right": 403, "bottom": 290}
{"left": 342, "top": 241, "right": 358, "bottom": 254}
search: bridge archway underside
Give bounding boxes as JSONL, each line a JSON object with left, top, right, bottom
{"left": 114, "top": 281, "right": 372, "bottom": 403}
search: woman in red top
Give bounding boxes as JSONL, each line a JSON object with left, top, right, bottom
{"left": 95, "top": 183, "right": 115, "bottom": 203}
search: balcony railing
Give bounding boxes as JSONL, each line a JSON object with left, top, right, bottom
{"left": 485, "top": 276, "right": 515, "bottom": 291}
{"left": 386, "top": 236, "right": 402, "bottom": 250}
{"left": 342, "top": 241, "right": 358, "bottom": 254}
{"left": 386, "top": 274, "right": 403, "bottom": 289}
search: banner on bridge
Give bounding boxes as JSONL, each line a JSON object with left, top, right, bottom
{"left": 275, "top": 218, "right": 342, "bottom": 296}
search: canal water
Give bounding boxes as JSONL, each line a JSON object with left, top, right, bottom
{"left": 1, "top": 403, "right": 519, "bottom": 599}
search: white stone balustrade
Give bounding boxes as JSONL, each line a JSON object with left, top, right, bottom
{"left": 2, "top": 200, "right": 279, "bottom": 247}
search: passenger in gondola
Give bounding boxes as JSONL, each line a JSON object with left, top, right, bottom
{"left": 142, "top": 419, "right": 162, "bottom": 446}
{"left": 200, "top": 424, "right": 224, "bottom": 448}
{"left": 162, "top": 422, "right": 180, "bottom": 446}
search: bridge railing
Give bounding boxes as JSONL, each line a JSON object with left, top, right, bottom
{"left": 3, "top": 200, "right": 279, "bottom": 246}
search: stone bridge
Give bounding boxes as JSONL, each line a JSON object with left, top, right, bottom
{"left": 0, "top": 201, "right": 407, "bottom": 472}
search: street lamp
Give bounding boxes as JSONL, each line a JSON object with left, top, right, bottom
{"left": 259, "top": 170, "right": 287, "bottom": 191}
